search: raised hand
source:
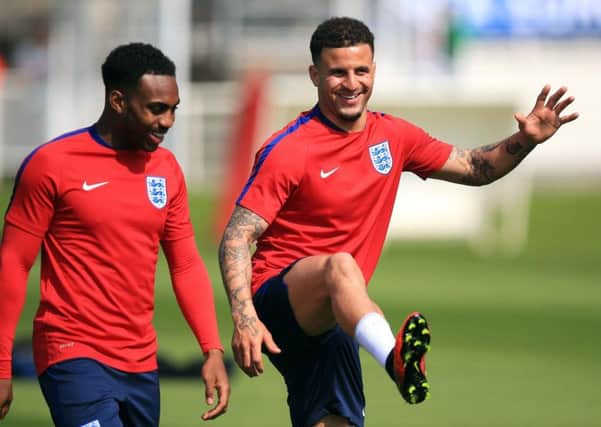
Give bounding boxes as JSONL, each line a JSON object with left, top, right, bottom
{"left": 514, "top": 85, "right": 579, "bottom": 144}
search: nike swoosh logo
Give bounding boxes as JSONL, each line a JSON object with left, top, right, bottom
{"left": 320, "top": 167, "right": 339, "bottom": 179}
{"left": 82, "top": 181, "right": 109, "bottom": 191}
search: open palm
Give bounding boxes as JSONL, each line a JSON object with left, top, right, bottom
{"left": 515, "top": 85, "right": 579, "bottom": 144}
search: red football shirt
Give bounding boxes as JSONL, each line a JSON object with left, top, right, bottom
{"left": 2, "top": 126, "right": 214, "bottom": 374}
{"left": 237, "top": 106, "right": 453, "bottom": 294}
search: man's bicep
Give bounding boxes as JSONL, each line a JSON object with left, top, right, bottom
{"left": 223, "top": 205, "right": 269, "bottom": 243}
{"left": 428, "top": 146, "right": 471, "bottom": 184}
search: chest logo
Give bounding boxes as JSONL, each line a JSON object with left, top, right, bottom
{"left": 369, "top": 140, "right": 393, "bottom": 175}
{"left": 82, "top": 181, "right": 109, "bottom": 191}
{"left": 146, "top": 176, "right": 167, "bottom": 209}
{"left": 320, "top": 167, "right": 339, "bottom": 179}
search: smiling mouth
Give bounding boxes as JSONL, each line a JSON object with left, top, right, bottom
{"left": 150, "top": 131, "right": 166, "bottom": 143}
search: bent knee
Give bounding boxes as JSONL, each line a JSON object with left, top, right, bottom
{"left": 326, "top": 252, "right": 359, "bottom": 276}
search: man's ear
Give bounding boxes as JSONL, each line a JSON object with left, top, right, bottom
{"left": 308, "top": 64, "right": 319, "bottom": 87}
{"left": 108, "top": 89, "right": 127, "bottom": 115}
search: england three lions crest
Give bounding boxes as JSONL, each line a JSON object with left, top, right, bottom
{"left": 147, "top": 176, "right": 167, "bottom": 209}
{"left": 369, "top": 141, "right": 393, "bottom": 175}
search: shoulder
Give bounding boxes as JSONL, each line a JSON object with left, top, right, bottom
{"left": 257, "top": 109, "right": 316, "bottom": 158}
{"left": 20, "top": 127, "right": 92, "bottom": 170}
{"left": 368, "top": 110, "right": 423, "bottom": 134}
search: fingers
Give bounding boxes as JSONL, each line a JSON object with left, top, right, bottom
{"left": 514, "top": 112, "right": 527, "bottom": 127}
{"left": 201, "top": 381, "right": 230, "bottom": 421}
{"left": 545, "top": 85, "right": 567, "bottom": 109}
{"left": 534, "top": 84, "right": 551, "bottom": 109}
{"left": 263, "top": 330, "right": 282, "bottom": 355}
{"left": 200, "top": 357, "right": 230, "bottom": 421}
{"left": 251, "top": 340, "right": 264, "bottom": 375}
{"left": 559, "top": 112, "right": 579, "bottom": 125}
{"left": 232, "top": 322, "right": 281, "bottom": 377}
{"left": 545, "top": 86, "right": 579, "bottom": 126}
{"left": 553, "top": 95, "right": 573, "bottom": 113}
{"left": 232, "top": 336, "right": 263, "bottom": 377}
{"left": 0, "top": 401, "right": 11, "bottom": 420}
{"left": 205, "top": 381, "right": 215, "bottom": 406}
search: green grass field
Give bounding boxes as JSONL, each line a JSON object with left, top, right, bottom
{"left": 1, "top": 181, "right": 600, "bottom": 426}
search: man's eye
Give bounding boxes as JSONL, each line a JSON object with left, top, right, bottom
{"left": 149, "top": 105, "right": 166, "bottom": 114}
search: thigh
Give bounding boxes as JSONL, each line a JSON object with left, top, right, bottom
{"left": 38, "top": 358, "right": 123, "bottom": 427}
{"left": 283, "top": 255, "right": 336, "bottom": 335}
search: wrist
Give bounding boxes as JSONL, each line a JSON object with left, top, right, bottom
{"left": 507, "top": 132, "right": 537, "bottom": 157}
{"left": 515, "top": 130, "right": 540, "bottom": 147}
{"left": 203, "top": 348, "right": 224, "bottom": 359}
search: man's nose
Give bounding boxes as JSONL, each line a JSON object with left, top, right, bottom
{"left": 343, "top": 73, "right": 359, "bottom": 91}
{"left": 159, "top": 111, "right": 175, "bottom": 129}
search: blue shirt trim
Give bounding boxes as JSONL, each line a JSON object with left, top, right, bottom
{"left": 88, "top": 124, "right": 113, "bottom": 148}
{"left": 236, "top": 109, "right": 316, "bottom": 204}
{"left": 6, "top": 126, "right": 92, "bottom": 215}
{"left": 312, "top": 104, "right": 347, "bottom": 133}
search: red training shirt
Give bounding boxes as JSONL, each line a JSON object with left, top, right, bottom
{"left": 237, "top": 106, "right": 453, "bottom": 294}
{"left": 0, "top": 126, "right": 222, "bottom": 377}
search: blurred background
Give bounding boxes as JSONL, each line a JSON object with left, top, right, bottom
{"left": 1, "top": 1, "right": 600, "bottom": 426}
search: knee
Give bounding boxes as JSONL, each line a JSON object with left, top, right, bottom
{"left": 324, "top": 252, "right": 361, "bottom": 284}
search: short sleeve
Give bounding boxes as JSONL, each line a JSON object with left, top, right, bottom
{"left": 236, "top": 135, "right": 305, "bottom": 224}
{"left": 401, "top": 122, "right": 453, "bottom": 180}
{"left": 5, "top": 147, "right": 59, "bottom": 237}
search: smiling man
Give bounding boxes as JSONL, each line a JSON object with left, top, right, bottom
{"left": 0, "top": 43, "right": 230, "bottom": 426}
{"left": 218, "top": 17, "right": 578, "bottom": 427}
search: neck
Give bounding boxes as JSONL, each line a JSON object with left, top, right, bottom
{"left": 95, "top": 111, "right": 127, "bottom": 149}
{"left": 317, "top": 104, "right": 367, "bottom": 133}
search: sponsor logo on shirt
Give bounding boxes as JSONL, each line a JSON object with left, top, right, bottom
{"left": 82, "top": 181, "right": 109, "bottom": 191}
{"left": 369, "top": 141, "right": 393, "bottom": 175}
{"left": 146, "top": 176, "right": 167, "bottom": 209}
{"left": 320, "top": 166, "right": 339, "bottom": 179}
{"left": 80, "top": 420, "right": 101, "bottom": 427}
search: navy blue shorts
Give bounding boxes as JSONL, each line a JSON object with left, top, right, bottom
{"left": 38, "top": 358, "right": 160, "bottom": 427}
{"left": 254, "top": 265, "right": 365, "bottom": 427}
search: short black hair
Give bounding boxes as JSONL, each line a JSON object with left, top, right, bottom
{"left": 310, "top": 17, "right": 375, "bottom": 64}
{"left": 101, "top": 42, "right": 175, "bottom": 90}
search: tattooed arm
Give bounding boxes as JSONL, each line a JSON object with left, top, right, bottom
{"left": 431, "top": 85, "right": 579, "bottom": 186}
{"left": 218, "top": 205, "right": 281, "bottom": 377}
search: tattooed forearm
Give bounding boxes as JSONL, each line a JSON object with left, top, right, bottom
{"left": 447, "top": 134, "right": 536, "bottom": 186}
{"left": 505, "top": 134, "right": 535, "bottom": 159}
{"left": 229, "top": 286, "right": 260, "bottom": 334}
{"left": 218, "top": 206, "right": 268, "bottom": 328}
{"left": 447, "top": 147, "right": 495, "bottom": 186}
{"left": 462, "top": 151, "right": 495, "bottom": 185}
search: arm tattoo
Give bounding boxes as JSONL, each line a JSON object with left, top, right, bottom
{"left": 218, "top": 206, "right": 268, "bottom": 331}
{"left": 458, "top": 136, "right": 535, "bottom": 186}
{"left": 463, "top": 151, "right": 495, "bottom": 185}
{"left": 449, "top": 146, "right": 496, "bottom": 186}
{"left": 505, "top": 135, "right": 535, "bottom": 159}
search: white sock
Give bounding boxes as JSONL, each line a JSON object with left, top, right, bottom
{"left": 354, "top": 312, "right": 396, "bottom": 367}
